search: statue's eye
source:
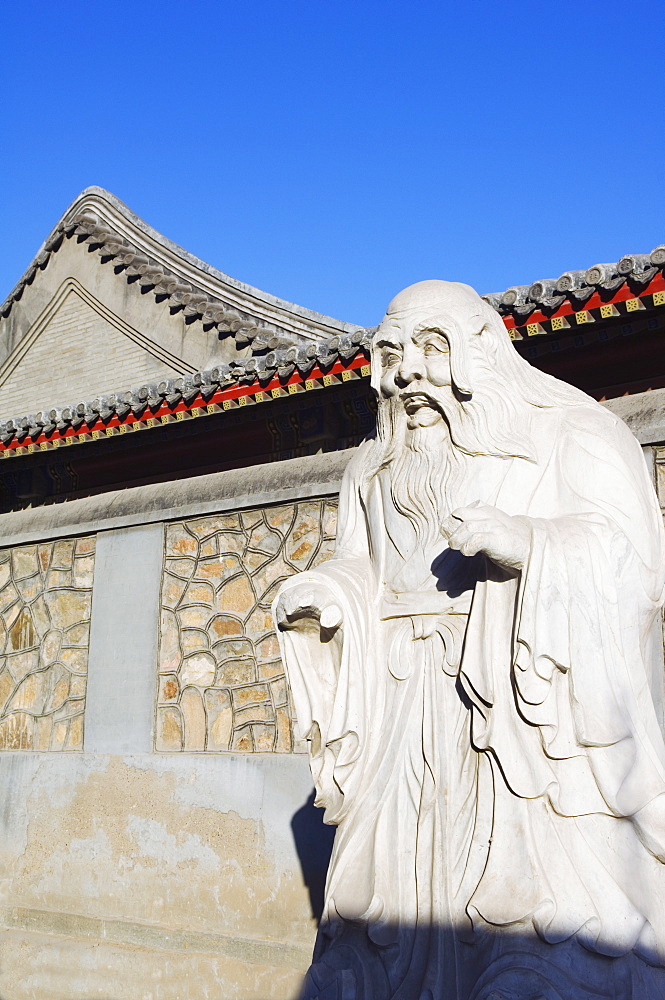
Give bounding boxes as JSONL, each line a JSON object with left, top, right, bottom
{"left": 423, "top": 339, "right": 449, "bottom": 357}
{"left": 381, "top": 349, "right": 401, "bottom": 368}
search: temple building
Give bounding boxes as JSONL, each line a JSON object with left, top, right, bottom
{"left": 0, "top": 188, "right": 664, "bottom": 999}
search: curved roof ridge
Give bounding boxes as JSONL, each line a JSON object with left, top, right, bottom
{"left": 482, "top": 245, "right": 665, "bottom": 322}
{"left": 0, "top": 186, "right": 363, "bottom": 345}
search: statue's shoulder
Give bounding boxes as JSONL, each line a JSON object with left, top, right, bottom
{"left": 550, "top": 400, "right": 648, "bottom": 490}
{"left": 557, "top": 399, "right": 639, "bottom": 451}
{"left": 342, "top": 435, "right": 380, "bottom": 483}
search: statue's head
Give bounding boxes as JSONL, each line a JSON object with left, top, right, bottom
{"left": 373, "top": 279, "right": 515, "bottom": 425}
{"left": 371, "top": 279, "right": 585, "bottom": 461}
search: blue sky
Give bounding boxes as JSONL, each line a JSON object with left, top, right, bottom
{"left": 2, "top": 1, "right": 664, "bottom": 327}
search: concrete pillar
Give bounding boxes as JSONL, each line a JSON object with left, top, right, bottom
{"left": 84, "top": 523, "right": 164, "bottom": 752}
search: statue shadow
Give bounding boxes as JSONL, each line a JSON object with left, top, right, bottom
{"left": 287, "top": 792, "right": 665, "bottom": 998}
{"left": 291, "top": 790, "right": 336, "bottom": 922}
{"left": 296, "top": 921, "right": 665, "bottom": 1000}
{"left": 288, "top": 796, "right": 665, "bottom": 999}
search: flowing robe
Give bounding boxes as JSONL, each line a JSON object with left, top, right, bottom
{"left": 275, "top": 402, "right": 665, "bottom": 1000}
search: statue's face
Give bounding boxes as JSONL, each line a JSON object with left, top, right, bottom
{"left": 375, "top": 312, "right": 453, "bottom": 429}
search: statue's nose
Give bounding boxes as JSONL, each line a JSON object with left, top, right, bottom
{"left": 396, "top": 356, "right": 423, "bottom": 386}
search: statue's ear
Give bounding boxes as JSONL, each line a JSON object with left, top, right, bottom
{"left": 443, "top": 316, "right": 479, "bottom": 398}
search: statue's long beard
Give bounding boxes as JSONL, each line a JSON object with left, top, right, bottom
{"left": 369, "top": 381, "right": 536, "bottom": 543}
{"left": 373, "top": 399, "right": 467, "bottom": 545}
{"left": 389, "top": 431, "right": 464, "bottom": 545}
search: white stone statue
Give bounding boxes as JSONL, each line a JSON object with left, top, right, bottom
{"left": 274, "top": 281, "right": 665, "bottom": 1000}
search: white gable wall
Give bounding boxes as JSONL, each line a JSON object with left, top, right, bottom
{"left": 0, "top": 236, "right": 252, "bottom": 417}
{"left": 0, "top": 283, "right": 185, "bottom": 416}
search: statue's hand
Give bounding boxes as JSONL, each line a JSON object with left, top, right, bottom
{"left": 275, "top": 581, "right": 343, "bottom": 634}
{"left": 447, "top": 502, "right": 532, "bottom": 572}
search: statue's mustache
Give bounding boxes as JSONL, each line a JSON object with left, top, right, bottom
{"left": 398, "top": 385, "right": 452, "bottom": 417}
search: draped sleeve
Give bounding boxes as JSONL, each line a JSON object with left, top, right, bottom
{"left": 273, "top": 440, "right": 380, "bottom": 825}
{"left": 460, "top": 406, "right": 665, "bottom": 824}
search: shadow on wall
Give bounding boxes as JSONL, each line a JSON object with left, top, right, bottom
{"left": 295, "top": 921, "right": 665, "bottom": 1000}
{"left": 291, "top": 790, "right": 336, "bottom": 923}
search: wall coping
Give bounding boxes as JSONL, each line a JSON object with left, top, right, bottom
{"left": 602, "top": 387, "right": 665, "bottom": 445}
{"left": 0, "top": 449, "right": 353, "bottom": 548}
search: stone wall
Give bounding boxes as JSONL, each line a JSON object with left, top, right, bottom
{"left": 157, "top": 500, "right": 337, "bottom": 753}
{"left": 0, "top": 453, "right": 347, "bottom": 1000}
{"left": 0, "top": 535, "right": 95, "bottom": 750}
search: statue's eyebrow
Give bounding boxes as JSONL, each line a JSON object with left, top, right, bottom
{"left": 375, "top": 337, "right": 402, "bottom": 350}
{"left": 412, "top": 326, "right": 448, "bottom": 343}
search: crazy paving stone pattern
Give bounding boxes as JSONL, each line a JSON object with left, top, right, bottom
{"left": 0, "top": 537, "right": 95, "bottom": 750}
{"left": 157, "top": 500, "right": 338, "bottom": 752}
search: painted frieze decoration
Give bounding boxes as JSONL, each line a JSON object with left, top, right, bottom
{"left": 156, "top": 500, "right": 337, "bottom": 752}
{"left": 0, "top": 536, "right": 95, "bottom": 750}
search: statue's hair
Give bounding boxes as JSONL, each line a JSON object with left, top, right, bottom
{"left": 369, "top": 280, "right": 592, "bottom": 464}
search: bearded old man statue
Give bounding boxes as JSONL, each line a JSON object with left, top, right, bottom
{"left": 273, "top": 280, "right": 665, "bottom": 1000}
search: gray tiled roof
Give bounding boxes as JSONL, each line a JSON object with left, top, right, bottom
{"left": 5, "top": 189, "right": 663, "bottom": 335}
{"left": 2, "top": 186, "right": 665, "bottom": 439}
{"left": 482, "top": 247, "right": 665, "bottom": 321}
{"left": 0, "top": 330, "right": 373, "bottom": 444}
